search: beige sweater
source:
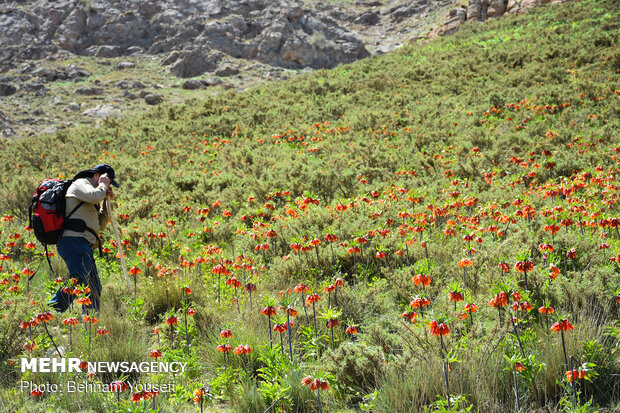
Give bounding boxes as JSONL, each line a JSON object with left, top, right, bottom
{"left": 63, "top": 178, "right": 109, "bottom": 247}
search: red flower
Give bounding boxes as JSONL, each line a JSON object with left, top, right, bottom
{"left": 489, "top": 291, "right": 508, "bottom": 308}
{"left": 412, "top": 274, "right": 431, "bottom": 287}
{"left": 345, "top": 325, "right": 358, "bottom": 335}
{"left": 402, "top": 311, "right": 418, "bottom": 322}
{"left": 324, "top": 284, "right": 336, "bottom": 293}
{"left": 515, "top": 362, "right": 526, "bottom": 372}
{"left": 294, "top": 283, "right": 310, "bottom": 294}
{"left": 429, "top": 320, "right": 450, "bottom": 336}
{"left": 305, "top": 293, "right": 321, "bottom": 306}
{"left": 220, "top": 329, "right": 232, "bottom": 338}
{"left": 538, "top": 306, "right": 555, "bottom": 314}
{"left": 410, "top": 297, "right": 430, "bottom": 309}
{"left": 149, "top": 349, "right": 162, "bottom": 359}
{"left": 325, "top": 318, "right": 340, "bottom": 329}
{"left": 550, "top": 319, "right": 574, "bottom": 332}
{"left": 273, "top": 323, "right": 287, "bottom": 333}
{"left": 36, "top": 312, "right": 54, "bottom": 323}
{"left": 464, "top": 303, "right": 478, "bottom": 313}
{"left": 226, "top": 277, "right": 242, "bottom": 288}
{"left": 301, "top": 376, "right": 330, "bottom": 391}
{"left": 458, "top": 258, "right": 473, "bottom": 268}
{"left": 166, "top": 317, "right": 178, "bottom": 325}
{"left": 110, "top": 380, "right": 129, "bottom": 392}
{"left": 566, "top": 370, "right": 580, "bottom": 382}
{"left": 514, "top": 260, "right": 534, "bottom": 273}
{"left": 96, "top": 328, "right": 109, "bottom": 336}
{"left": 544, "top": 224, "right": 560, "bottom": 234}
{"left": 216, "top": 344, "right": 232, "bottom": 353}
{"left": 324, "top": 233, "right": 338, "bottom": 243}
{"left": 233, "top": 344, "right": 252, "bottom": 355}
{"left": 549, "top": 263, "right": 560, "bottom": 279}
{"left": 260, "top": 305, "right": 276, "bottom": 316}
{"left": 448, "top": 291, "right": 464, "bottom": 302}
{"left": 128, "top": 266, "right": 142, "bottom": 275}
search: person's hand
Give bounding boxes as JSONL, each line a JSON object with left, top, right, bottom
{"left": 99, "top": 173, "right": 111, "bottom": 187}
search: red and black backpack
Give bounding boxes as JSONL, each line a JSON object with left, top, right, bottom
{"left": 29, "top": 179, "right": 84, "bottom": 245}
{"left": 28, "top": 179, "right": 84, "bottom": 277}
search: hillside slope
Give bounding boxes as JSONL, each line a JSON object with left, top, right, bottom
{"left": 0, "top": 0, "right": 619, "bottom": 412}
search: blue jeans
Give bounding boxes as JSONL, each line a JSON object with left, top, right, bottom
{"left": 49, "top": 237, "right": 101, "bottom": 313}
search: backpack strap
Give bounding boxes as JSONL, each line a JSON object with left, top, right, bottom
{"left": 66, "top": 202, "right": 84, "bottom": 220}
{"left": 38, "top": 202, "right": 84, "bottom": 278}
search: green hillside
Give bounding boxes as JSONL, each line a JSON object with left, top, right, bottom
{"left": 0, "top": 0, "right": 619, "bottom": 412}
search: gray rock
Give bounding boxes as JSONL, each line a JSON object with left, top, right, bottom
{"left": 67, "top": 102, "right": 81, "bottom": 112}
{"left": 93, "top": 45, "right": 124, "bottom": 58}
{"left": 170, "top": 48, "right": 221, "bottom": 78}
{"left": 38, "top": 126, "right": 59, "bottom": 135}
{"left": 32, "top": 67, "right": 58, "bottom": 81}
{"left": 0, "top": 110, "right": 15, "bottom": 138}
{"left": 0, "top": 83, "right": 17, "bottom": 96}
{"left": 144, "top": 94, "right": 163, "bottom": 105}
{"left": 487, "top": 0, "right": 508, "bottom": 17}
{"left": 19, "top": 62, "right": 35, "bottom": 74}
{"left": 138, "top": 90, "right": 152, "bottom": 98}
{"left": 182, "top": 79, "right": 203, "bottom": 90}
{"left": 116, "top": 80, "right": 129, "bottom": 89}
{"left": 127, "top": 46, "right": 145, "bottom": 55}
{"left": 82, "top": 104, "right": 121, "bottom": 117}
{"left": 354, "top": 11, "right": 380, "bottom": 25}
{"left": 23, "top": 82, "right": 46, "bottom": 92}
{"left": 60, "top": 65, "right": 91, "bottom": 79}
{"left": 161, "top": 51, "right": 180, "bottom": 66}
{"left": 131, "top": 81, "right": 146, "bottom": 89}
{"left": 116, "top": 61, "right": 136, "bottom": 70}
{"left": 123, "top": 91, "right": 139, "bottom": 100}
{"left": 442, "top": 7, "right": 467, "bottom": 34}
{"left": 76, "top": 86, "right": 104, "bottom": 95}
{"left": 215, "top": 65, "right": 240, "bottom": 77}
{"left": 204, "top": 78, "right": 223, "bottom": 86}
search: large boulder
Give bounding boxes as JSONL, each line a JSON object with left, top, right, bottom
{"left": 442, "top": 7, "right": 467, "bottom": 35}
{"left": 487, "top": 0, "right": 509, "bottom": 17}
{"left": 507, "top": 0, "right": 566, "bottom": 13}
{"left": 168, "top": 48, "right": 221, "bottom": 78}
{"left": 0, "top": 83, "right": 17, "bottom": 97}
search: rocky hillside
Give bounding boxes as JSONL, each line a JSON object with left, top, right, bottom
{"left": 0, "top": 0, "right": 456, "bottom": 75}
{"left": 0, "top": 0, "right": 570, "bottom": 139}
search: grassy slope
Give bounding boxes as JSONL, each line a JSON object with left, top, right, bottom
{"left": 0, "top": 0, "right": 619, "bottom": 412}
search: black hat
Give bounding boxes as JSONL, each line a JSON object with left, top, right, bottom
{"left": 92, "top": 164, "right": 119, "bottom": 188}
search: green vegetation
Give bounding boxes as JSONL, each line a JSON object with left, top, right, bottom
{"left": 0, "top": 0, "right": 619, "bottom": 412}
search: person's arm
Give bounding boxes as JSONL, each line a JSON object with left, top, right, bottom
{"left": 71, "top": 178, "right": 109, "bottom": 204}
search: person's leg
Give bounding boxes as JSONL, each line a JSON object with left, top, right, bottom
{"left": 49, "top": 237, "right": 97, "bottom": 312}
